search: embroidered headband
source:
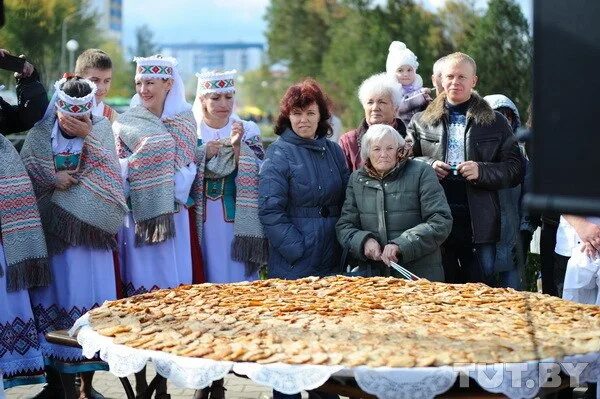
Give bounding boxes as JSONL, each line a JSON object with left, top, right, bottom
{"left": 134, "top": 55, "right": 177, "bottom": 80}
{"left": 196, "top": 69, "right": 237, "bottom": 96}
{"left": 53, "top": 77, "right": 97, "bottom": 116}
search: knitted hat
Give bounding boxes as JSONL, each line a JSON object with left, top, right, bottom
{"left": 195, "top": 69, "right": 237, "bottom": 97}
{"left": 386, "top": 41, "right": 419, "bottom": 75}
{"left": 134, "top": 55, "right": 176, "bottom": 80}
{"left": 52, "top": 77, "right": 97, "bottom": 116}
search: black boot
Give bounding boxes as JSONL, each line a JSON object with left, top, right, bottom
{"left": 31, "top": 366, "right": 64, "bottom": 399}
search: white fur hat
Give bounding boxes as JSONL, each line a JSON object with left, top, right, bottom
{"left": 386, "top": 41, "right": 419, "bottom": 74}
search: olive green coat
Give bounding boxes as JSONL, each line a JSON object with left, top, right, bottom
{"left": 336, "top": 159, "right": 452, "bottom": 280}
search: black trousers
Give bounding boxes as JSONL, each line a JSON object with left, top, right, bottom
{"left": 540, "top": 221, "right": 559, "bottom": 296}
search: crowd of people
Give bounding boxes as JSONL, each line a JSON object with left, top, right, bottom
{"left": 0, "top": 39, "right": 598, "bottom": 399}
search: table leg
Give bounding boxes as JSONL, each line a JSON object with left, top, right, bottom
{"left": 137, "top": 374, "right": 167, "bottom": 399}
{"left": 119, "top": 376, "right": 137, "bottom": 399}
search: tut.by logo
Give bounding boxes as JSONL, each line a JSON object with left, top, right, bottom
{"left": 452, "top": 362, "right": 589, "bottom": 389}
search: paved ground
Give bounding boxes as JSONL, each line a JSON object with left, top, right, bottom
{"left": 4, "top": 364, "right": 317, "bottom": 399}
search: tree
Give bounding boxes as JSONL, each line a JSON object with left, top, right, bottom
{"left": 265, "top": 0, "right": 339, "bottom": 80}
{"left": 129, "top": 24, "right": 160, "bottom": 58}
{"left": 0, "top": 0, "right": 103, "bottom": 88}
{"left": 437, "top": 0, "right": 480, "bottom": 50}
{"left": 466, "top": 0, "right": 532, "bottom": 115}
{"left": 237, "top": 65, "right": 293, "bottom": 121}
{"left": 322, "top": 0, "right": 449, "bottom": 127}
{"left": 99, "top": 40, "right": 136, "bottom": 98}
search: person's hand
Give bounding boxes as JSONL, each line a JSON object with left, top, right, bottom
{"left": 457, "top": 161, "right": 479, "bottom": 181}
{"left": 230, "top": 121, "right": 243, "bottom": 147}
{"left": 16, "top": 55, "right": 33, "bottom": 78}
{"left": 363, "top": 238, "right": 382, "bottom": 261}
{"left": 572, "top": 219, "right": 600, "bottom": 254}
{"left": 55, "top": 170, "right": 78, "bottom": 190}
{"left": 581, "top": 242, "right": 599, "bottom": 259}
{"left": 59, "top": 114, "right": 92, "bottom": 138}
{"left": 205, "top": 140, "right": 223, "bottom": 159}
{"left": 381, "top": 243, "right": 400, "bottom": 266}
{"left": 423, "top": 88, "right": 433, "bottom": 102}
{"left": 432, "top": 160, "right": 451, "bottom": 179}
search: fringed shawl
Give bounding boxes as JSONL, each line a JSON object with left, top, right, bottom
{"left": 0, "top": 135, "right": 52, "bottom": 292}
{"left": 114, "top": 106, "right": 197, "bottom": 245}
{"left": 193, "top": 132, "right": 268, "bottom": 270}
{"left": 21, "top": 115, "right": 127, "bottom": 254}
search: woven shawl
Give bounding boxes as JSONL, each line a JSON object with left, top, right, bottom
{"left": 0, "top": 135, "right": 51, "bottom": 292}
{"left": 193, "top": 133, "right": 268, "bottom": 269}
{"left": 114, "top": 106, "right": 197, "bottom": 245}
{"left": 21, "top": 115, "right": 127, "bottom": 254}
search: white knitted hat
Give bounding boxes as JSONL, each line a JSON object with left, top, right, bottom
{"left": 386, "top": 41, "right": 419, "bottom": 74}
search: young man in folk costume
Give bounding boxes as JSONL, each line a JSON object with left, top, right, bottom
{"left": 191, "top": 70, "right": 267, "bottom": 398}
{"left": 75, "top": 48, "right": 118, "bottom": 124}
{"left": 21, "top": 76, "right": 127, "bottom": 399}
{"left": 113, "top": 55, "right": 201, "bottom": 398}
{"left": 0, "top": 134, "right": 51, "bottom": 395}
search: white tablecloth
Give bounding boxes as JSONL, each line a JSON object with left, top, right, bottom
{"left": 71, "top": 314, "right": 600, "bottom": 399}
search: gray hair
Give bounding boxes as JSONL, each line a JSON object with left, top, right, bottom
{"left": 360, "top": 124, "right": 405, "bottom": 162}
{"left": 432, "top": 55, "right": 447, "bottom": 77}
{"left": 357, "top": 73, "right": 403, "bottom": 108}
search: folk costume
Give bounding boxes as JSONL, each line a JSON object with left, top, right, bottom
{"left": 92, "top": 100, "right": 117, "bottom": 124}
{"left": 115, "top": 55, "right": 200, "bottom": 296}
{"left": 192, "top": 70, "right": 267, "bottom": 283}
{"left": 0, "top": 135, "right": 50, "bottom": 389}
{"left": 22, "top": 77, "right": 126, "bottom": 372}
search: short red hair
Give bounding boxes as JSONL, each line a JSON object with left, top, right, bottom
{"left": 274, "top": 78, "right": 332, "bottom": 138}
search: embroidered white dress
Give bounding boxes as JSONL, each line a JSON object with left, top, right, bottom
{"left": 0, "top": 242, "right": 45, "bottom": 389}
{"left": 28, "top": 123, "right": 116, "bottom": 372}
{"left": 199, "top": 118, "right": 259, "bottom": 283}
{"left": 118, "top": 125, "right": 195, "bottom": 296}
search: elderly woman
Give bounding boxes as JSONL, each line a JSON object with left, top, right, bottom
{"left": 336, "top": 124, "right": 452, "bottom": 280}
{"left": 258, "top": 78, "right": 346, "bottom": 399}
{"left": 339, "top": 72, "right": 408, "bottom": 171}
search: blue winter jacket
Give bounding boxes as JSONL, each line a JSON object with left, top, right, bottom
{"left": 258, "top": 128, "right": 350, "bottom": 279}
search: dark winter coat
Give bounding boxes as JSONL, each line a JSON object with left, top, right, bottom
{"left": 408, "top": 92, "right": 523, "bottom": 244}
{"left": 0, "top": 69, "right": 48, "bottom": 135}
{"left": 336, "top": 160, "right": 452, "bottom": 280}
{"left": 258, "top": 128, "right": 350, "bottom": 279}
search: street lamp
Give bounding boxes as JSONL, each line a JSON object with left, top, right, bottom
{"left": 66, "top": 39, "right": 79, "bottom": 72}
{"left": 60, "top": 14, "right": 76, "bottom": 73}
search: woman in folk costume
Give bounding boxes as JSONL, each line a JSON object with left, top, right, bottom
{"left": 20, "top": 76, "right": 127, "bottom": 398}
{"left": 191, "top": 71, "right": 267, "bottom": 399}
{"left": 0, "top": 135, "right": 51, "bottom": 392}
{"left": 192, "top": 70, "right": 268, "bottom": 284}
{"left": 113, "top": 55, "right": 199, "bottom": 398}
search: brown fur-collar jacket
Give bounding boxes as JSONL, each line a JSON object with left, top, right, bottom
{"left": 407, "top": 92, "right": 524, "bottom": 243}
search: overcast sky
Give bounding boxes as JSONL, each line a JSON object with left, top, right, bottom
{"left": 122, "top": 0, "right": 532, "bottom": 49}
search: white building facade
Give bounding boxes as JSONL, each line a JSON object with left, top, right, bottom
{"left": 161, "top": 43, "right": 264, "bottom": 86}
